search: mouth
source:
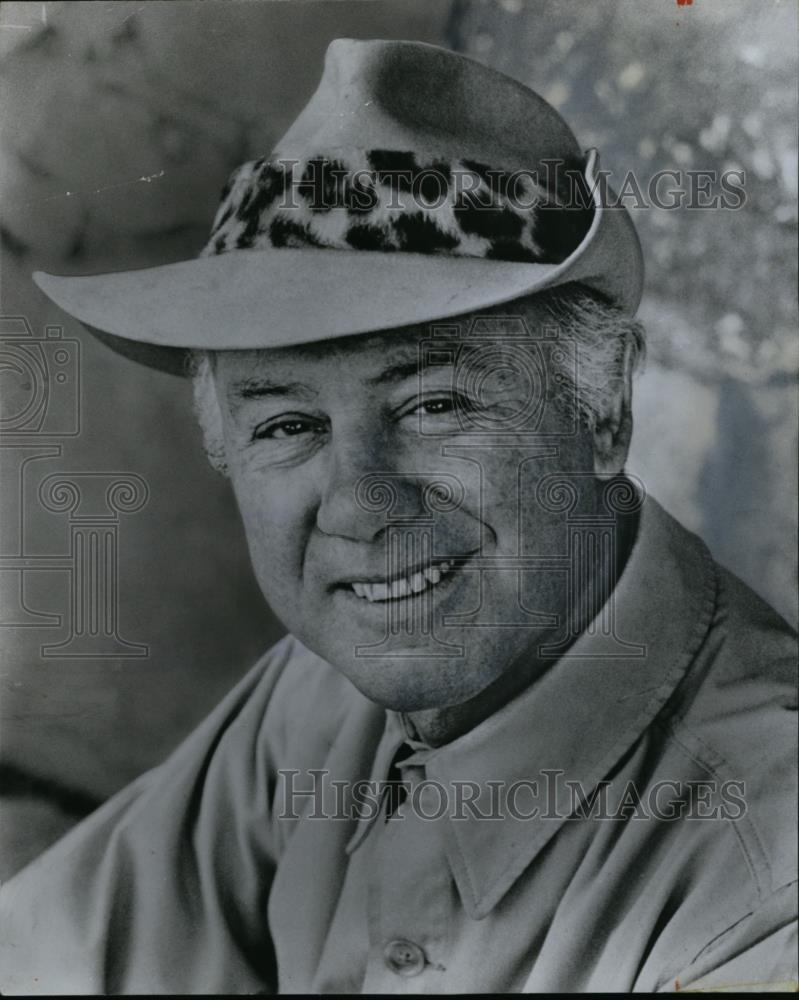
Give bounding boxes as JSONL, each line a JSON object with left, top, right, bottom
{"left": 337, "top": 556, "right": 473, "bottom": 604}
{"left": 350, "top": 561, "right": 452, "bottom": 602}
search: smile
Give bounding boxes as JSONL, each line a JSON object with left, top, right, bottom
{"left": 350, "top": 561, "right": 454, "bottom": 602}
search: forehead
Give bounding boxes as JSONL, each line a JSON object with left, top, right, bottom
{"left": 212, "top": 303, "right": 550, "bottom": 395}
{"left": 213, "top": 324, "right": 428, "bottom": 388}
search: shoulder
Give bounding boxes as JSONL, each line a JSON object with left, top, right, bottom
{"left": 255, "top": 632, "right": 370, "bottom": 766}
{"left": 178, "top": 631, "right": 363, "bottom": 749}
{"left": 635, "top": 528, "right": 797, "bottom": 986}
{"left": 157, "top": 632, "right": 367, "bottom": 783}
{"left": 662, "top": 556, "right": 797, "bottom": 896}
{"left": 714, "top": 564, "right": 797, "bottom": 675}
{"left": 676, "top": 560, "right": 797, "bottom": 759}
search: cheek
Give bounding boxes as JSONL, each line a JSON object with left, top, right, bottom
{"left": 476, "top": 438, "right": 594, "bottom": 547}
{"left": 228, "top": 467, "right": 314, "bottom": 598}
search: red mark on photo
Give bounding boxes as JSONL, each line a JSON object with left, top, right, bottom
{"left": 676, "top": 0, "right": 693, "bottom": 6}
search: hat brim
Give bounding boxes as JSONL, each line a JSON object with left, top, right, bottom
{"left": 32, "top": 155, "right": 643, "bottom": 376}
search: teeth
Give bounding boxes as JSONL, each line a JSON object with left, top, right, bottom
{"left": 350, "top": 561, "right": 455, "bottom": 602}
{"left": 390, "top": 578, "right": 410, "bottom": 599}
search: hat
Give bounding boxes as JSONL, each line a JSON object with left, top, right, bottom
{"left": 32, "top": 38, "right": 643, "bottom": 376}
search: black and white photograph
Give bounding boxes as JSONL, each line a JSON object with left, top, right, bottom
{"left": 0, "top": 0, "right": 797, "bottom": 993}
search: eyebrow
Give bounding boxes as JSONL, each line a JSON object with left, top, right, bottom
{"left": 367, "top": 357, "right": 453, "bottom": 386}
{"left": 228, "top": 378, "right": 317, "bottom": 402}
{"left": 228, "top": 355, "right": 455, "bottom": 402}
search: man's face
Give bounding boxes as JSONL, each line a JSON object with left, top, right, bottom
{"left": 213, "top": 318, "right": 598, "bottom": 712}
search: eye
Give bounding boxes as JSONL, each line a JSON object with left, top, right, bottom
{"left": 418, "top": 396, "right": 458, "bottom": 416}
{"left": 252, "top": 414, "right": 327, "bottom": 441}
{"left": 400, "top": 392, "right": 475, "bottom": 422}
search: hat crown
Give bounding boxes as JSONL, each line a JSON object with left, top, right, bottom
{"left": 203, "top": 39, "right": 598, "bottom": 269}
{"left": 31, "top": 38, "right": 644, "bottom": 374}
{"left": 273, "top": 38, "right": 582, "bottom": 171}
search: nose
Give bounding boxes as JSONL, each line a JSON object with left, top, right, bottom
{"left": 314, "top": 434, "right": 423, "bottom": 542}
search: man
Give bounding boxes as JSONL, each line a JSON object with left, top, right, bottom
{"left": 1, "top": 38, "right": 796, "bottom": 994}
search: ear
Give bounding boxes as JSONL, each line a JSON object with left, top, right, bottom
{"left": 191, "top": 352, "right": 229, "bottom": 477}
{"left": 592, "top": 338, "right": 634, "bottom": 476}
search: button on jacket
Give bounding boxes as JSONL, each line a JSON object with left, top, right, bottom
{"left": 0, "top": 498, "right": 796, "bottom": 993}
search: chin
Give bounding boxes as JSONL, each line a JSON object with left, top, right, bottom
{"left": 325, "top": 647, "right": 499, "bottom": 714}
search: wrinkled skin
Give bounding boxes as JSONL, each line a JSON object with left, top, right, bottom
{"left": 211, "top": 319, "right": 634, "bottom": 745}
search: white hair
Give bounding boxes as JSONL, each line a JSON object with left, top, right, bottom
{"left": 188, "top": 282, "right": 646, "bottom": 477}
{"left": 189, "top": 350, "right": 228, "bottom": 475}
{"left": 525, "top": 282, "right": 646, "bottom": 426}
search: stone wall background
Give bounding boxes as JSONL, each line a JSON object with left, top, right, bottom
{"left": 0, "top": 0, "right": 796, "bottom": 876}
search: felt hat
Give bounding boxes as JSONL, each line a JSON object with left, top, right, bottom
{"left": 32, "top": 38, "right": 643, "bottom": 376}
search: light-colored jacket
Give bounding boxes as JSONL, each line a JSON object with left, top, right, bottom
{"left": 0, "top": 498, "right": 796, "bottom": 993}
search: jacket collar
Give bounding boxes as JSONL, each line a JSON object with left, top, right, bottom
{"left": 346, "top": 497, "right": 719, "bottom": 919}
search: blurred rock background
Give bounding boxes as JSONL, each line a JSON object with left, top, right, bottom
{"left": 0, "top": 0, "right": 796, "bottom": 877}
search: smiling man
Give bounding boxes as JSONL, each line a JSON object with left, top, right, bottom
{"left": 1, "top": 38, "right": 796, "bottom": 995}
{"left": 200, "top": 302, "right": 638, "bottom": 733}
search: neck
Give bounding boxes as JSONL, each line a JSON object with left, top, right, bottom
{"left": 406, "top": 503, "right": 640, "bottom": 748}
